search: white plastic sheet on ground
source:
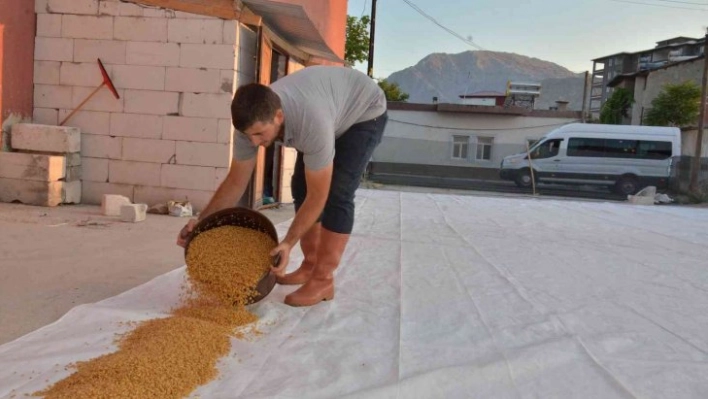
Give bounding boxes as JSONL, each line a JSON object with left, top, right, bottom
{"left": 2, "top": 189, "right": 708, "bottom": 399}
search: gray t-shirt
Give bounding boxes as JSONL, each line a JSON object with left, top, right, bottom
{"left": 234, "top": 66, "right": 387, "bottom": 170}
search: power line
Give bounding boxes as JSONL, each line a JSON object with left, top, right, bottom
{"left": 389, "top": 119, "right": 580, "bottom": 131}
{"left": 396, "top": 0, "right": 516, "bottom": 74}
{"left": 360, "top": 0, "right": 368, "bottom": 18}
{"left": 609, "top": 0, "right": 708, "bottom": 11}
{"left": 399, "top": 0, "right": 485, "bottom": 50}
{"left": 652, "top": 0, "right": 708, "bottom": 5}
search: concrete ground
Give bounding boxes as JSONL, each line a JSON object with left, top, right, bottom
{"left": 0, "top": 201, "right": 295, "bottom": 345}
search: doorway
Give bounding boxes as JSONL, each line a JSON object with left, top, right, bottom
{"left": 262, "top": 48, "right": 288, "bottom": 205}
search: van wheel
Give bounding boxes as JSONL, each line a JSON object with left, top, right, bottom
{"left": 515, "top": 169, "right": 534, "bottom": 188}
{"left": 614, "top": 176, "right": 639, "bottom": 195}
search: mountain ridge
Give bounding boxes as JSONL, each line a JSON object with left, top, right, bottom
{"left": 385, "top": 50, "right": 587, "bottom": 110}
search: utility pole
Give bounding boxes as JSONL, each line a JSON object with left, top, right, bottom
{"left": 689, "top": 31, "right": 708, "bottom": 193}
{"left": 366, "top": 0, "right": 377, "bottom": 78}
{"left": 581, "top": 71, "right": 590, "bottom": 123}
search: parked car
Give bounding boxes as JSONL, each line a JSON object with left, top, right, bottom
{"left": 500, "top": 123, "right": 681, "bottom": 195}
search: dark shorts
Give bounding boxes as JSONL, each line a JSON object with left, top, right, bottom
{"left": 291, "top": 111, "right": 388, "bottom": 234}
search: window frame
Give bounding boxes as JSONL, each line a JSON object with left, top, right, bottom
{"left": 475, "top": 136, "right": 494, "bottom": 161}
{"left": 451, "top": 135, "right": 470, "bottom": 161}
{"left": 567, "top": 137, "right": 673, "bottom": 160}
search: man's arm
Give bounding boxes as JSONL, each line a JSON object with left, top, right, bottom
{"left": 271, "top": 163, "right": 332, "bottom": 271}
{"left": 177, "top": 156, "right": 255, "bottom": 247}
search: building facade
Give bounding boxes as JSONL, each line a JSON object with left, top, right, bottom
{"left": 590, "top": 36, "right": 705, "bottom": 118}
{"left": 368, "top": 103, "right": 582, "bottom": 187}
{"left": 8, "top": 0, "right": 346, "bottom": 210}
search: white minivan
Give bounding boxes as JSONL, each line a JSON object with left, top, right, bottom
{"left": 500, "top": 123, "right": 681, "bottom": 195}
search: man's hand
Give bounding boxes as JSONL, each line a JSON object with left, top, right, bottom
{"left": 270, "top": 241, "right": 292, "bottom": 277}
{"left": 176, "top": 219, "right": 198, "bottom": 248}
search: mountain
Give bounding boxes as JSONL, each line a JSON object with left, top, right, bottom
{"left": 385, "top": 51, "right": 587, "bottom": 111}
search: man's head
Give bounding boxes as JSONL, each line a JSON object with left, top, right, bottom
{"left": 231, "top": 83, "right": 284, "bottom": 147}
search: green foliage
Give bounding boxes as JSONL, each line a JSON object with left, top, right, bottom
{"left": 345, "top": 15, "right": 370, "bottom": 65}
{"left": 378, "top": 79, "right": 409, "bottom": 102}
{"left": 600, "top": 88, "right": 634, "bottom": 124}
{"left": 644, "top": 81, "right": 701, "bottom": 127}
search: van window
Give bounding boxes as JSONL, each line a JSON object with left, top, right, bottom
{"left": 605, "top": 139, "right": 637, "bottom": 158}
{"left": 637, "top": 141, "right": 672, "bottom": 160}
{"left": 531, "top": 139, "right": 562, "bottom": 159}
{"left": 567, "top": 138, "right": 605, "bottom": 157}
{"left": 567, "top": 138, "right": 672, "bottom": 160}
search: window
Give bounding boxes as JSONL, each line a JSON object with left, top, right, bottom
{"left": 452, "top": 135, "right": 469, "bottom": 160}
{"left": 567, "top": 138, "right": 606, "bottom": 157}
{"left": 604, "top": 139, "right": 637, "bottom": 158}
{"left": 568, "top": 138, "right": 672, "bottom": 159}
{"left": 476, "top": 137, "right": 493, "bottom": 161}
{"left": 527, "top": 138, "right": 540, "bottom": 150}
{"left": 637, "top": 141, "right": 672, "bottom": 160}
{"left": 270, "top": 49, "right": 288, "bottom": 83}
{"left": 531, "top": 139, "right": 562, "bottom": 159}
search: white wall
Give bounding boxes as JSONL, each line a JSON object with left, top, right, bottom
{"left": 682, "top": 129, "right": 708, "bottom": 158}
{"left": 461, "top": 98, "right": 496, "bottom": 106}
{"left": 374, "top": 109, "right": 580, "bottom": 167}
{"left": 33, "top": 0, "right": 253, "bottom": 210}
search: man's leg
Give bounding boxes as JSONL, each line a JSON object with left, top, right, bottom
{"left": 285, "top": 112, "right": 388, "bottom": 307}
{"left": 277, "top": 152, "right": 321, "bottom": 285}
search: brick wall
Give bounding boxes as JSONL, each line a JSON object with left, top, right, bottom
{"left": 33, "top": 0, "right": 248, "bottom": 210}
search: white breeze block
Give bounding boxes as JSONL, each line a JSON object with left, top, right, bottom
{"left": 11, "top": 123, "right": 80, "bottom": 154}
{"left": 34, "top": 61, "right": 61, "bottom": 85}
{"left": 120, "top": 203, "right": 147, "bottom": 222}
{"left": 102, "top": 194, "right": 132, "bottom": 216}
{"left": 0, "top": 152, "right": 66, "bottom": 181}
{"left": 47, "top": 0, "right": 99, "bottom": 15}
{"left": 65, "top": 165, "right": 82, "bottom": 181}
{"left": 63, "top": 180, "right": 82, "bottom": 204}
{"left": 65, "top": 152, "right": 81, "bottom": 166}
{"left": 0, "top": 179, "right": 77, "bottom": 207}
{"left": 36, "top": 14, "right": 62, "bottom": 38}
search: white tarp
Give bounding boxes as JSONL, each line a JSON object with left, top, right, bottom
{"left": 2, "top": 189, "right": 708, "bottom": 398}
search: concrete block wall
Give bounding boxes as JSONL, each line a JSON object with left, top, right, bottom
{"left": 33, "top": 0, "right": 245, "bottom": 211}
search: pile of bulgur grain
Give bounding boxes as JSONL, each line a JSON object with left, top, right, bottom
{"left": 35, "top": 226, "right": 275, "bottom": 399}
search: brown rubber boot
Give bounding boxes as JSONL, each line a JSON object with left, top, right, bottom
{"left": 276, "top": 223, "right": 321, "bottom": 285}
{"left": 284, "top": 228, "right": 349, "bottom": 307}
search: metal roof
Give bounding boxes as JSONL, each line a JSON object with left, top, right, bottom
{"left": 592, "top": 37, "right": 705, "bottom": 62}
{"left": 607, "top": 54, "right": 703, "bottom": 87}
{"left": 242, "top": 0, "right": 343, "bottom": 63}
{"left": 459, "top": 91, "right": 507, "bottom": 98}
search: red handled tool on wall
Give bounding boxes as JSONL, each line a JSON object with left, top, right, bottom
{"left": 59, "top": 58, "right": 120, "bottom": 126}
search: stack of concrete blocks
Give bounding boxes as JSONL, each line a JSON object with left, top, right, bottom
{"left": 0, "top": 123, "right": 82, "bottom": 206}
{"left": 31, "top": 0, "right": 264, "bottom": 212}
{"left": 101, "top": 194, "right": 147, "bottom": 222}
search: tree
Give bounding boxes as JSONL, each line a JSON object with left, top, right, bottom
{"left": 644, "top": 81, "right": 701, "bottom": 127}
{"left": 345, "top": 15, "right": 370, "bottom": 65}
{"left": 600, "top": 88, "right": 634, "bottom": 125}
{"left": 378, "top": 79, "right": 409, "bottom": 102}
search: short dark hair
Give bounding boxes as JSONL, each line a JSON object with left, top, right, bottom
{"left": 231, "top": 83, "right": 282, "bottom": 131}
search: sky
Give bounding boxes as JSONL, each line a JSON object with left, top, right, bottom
{"left": 346, "top": 0, "right": 708, "bottom": 78}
